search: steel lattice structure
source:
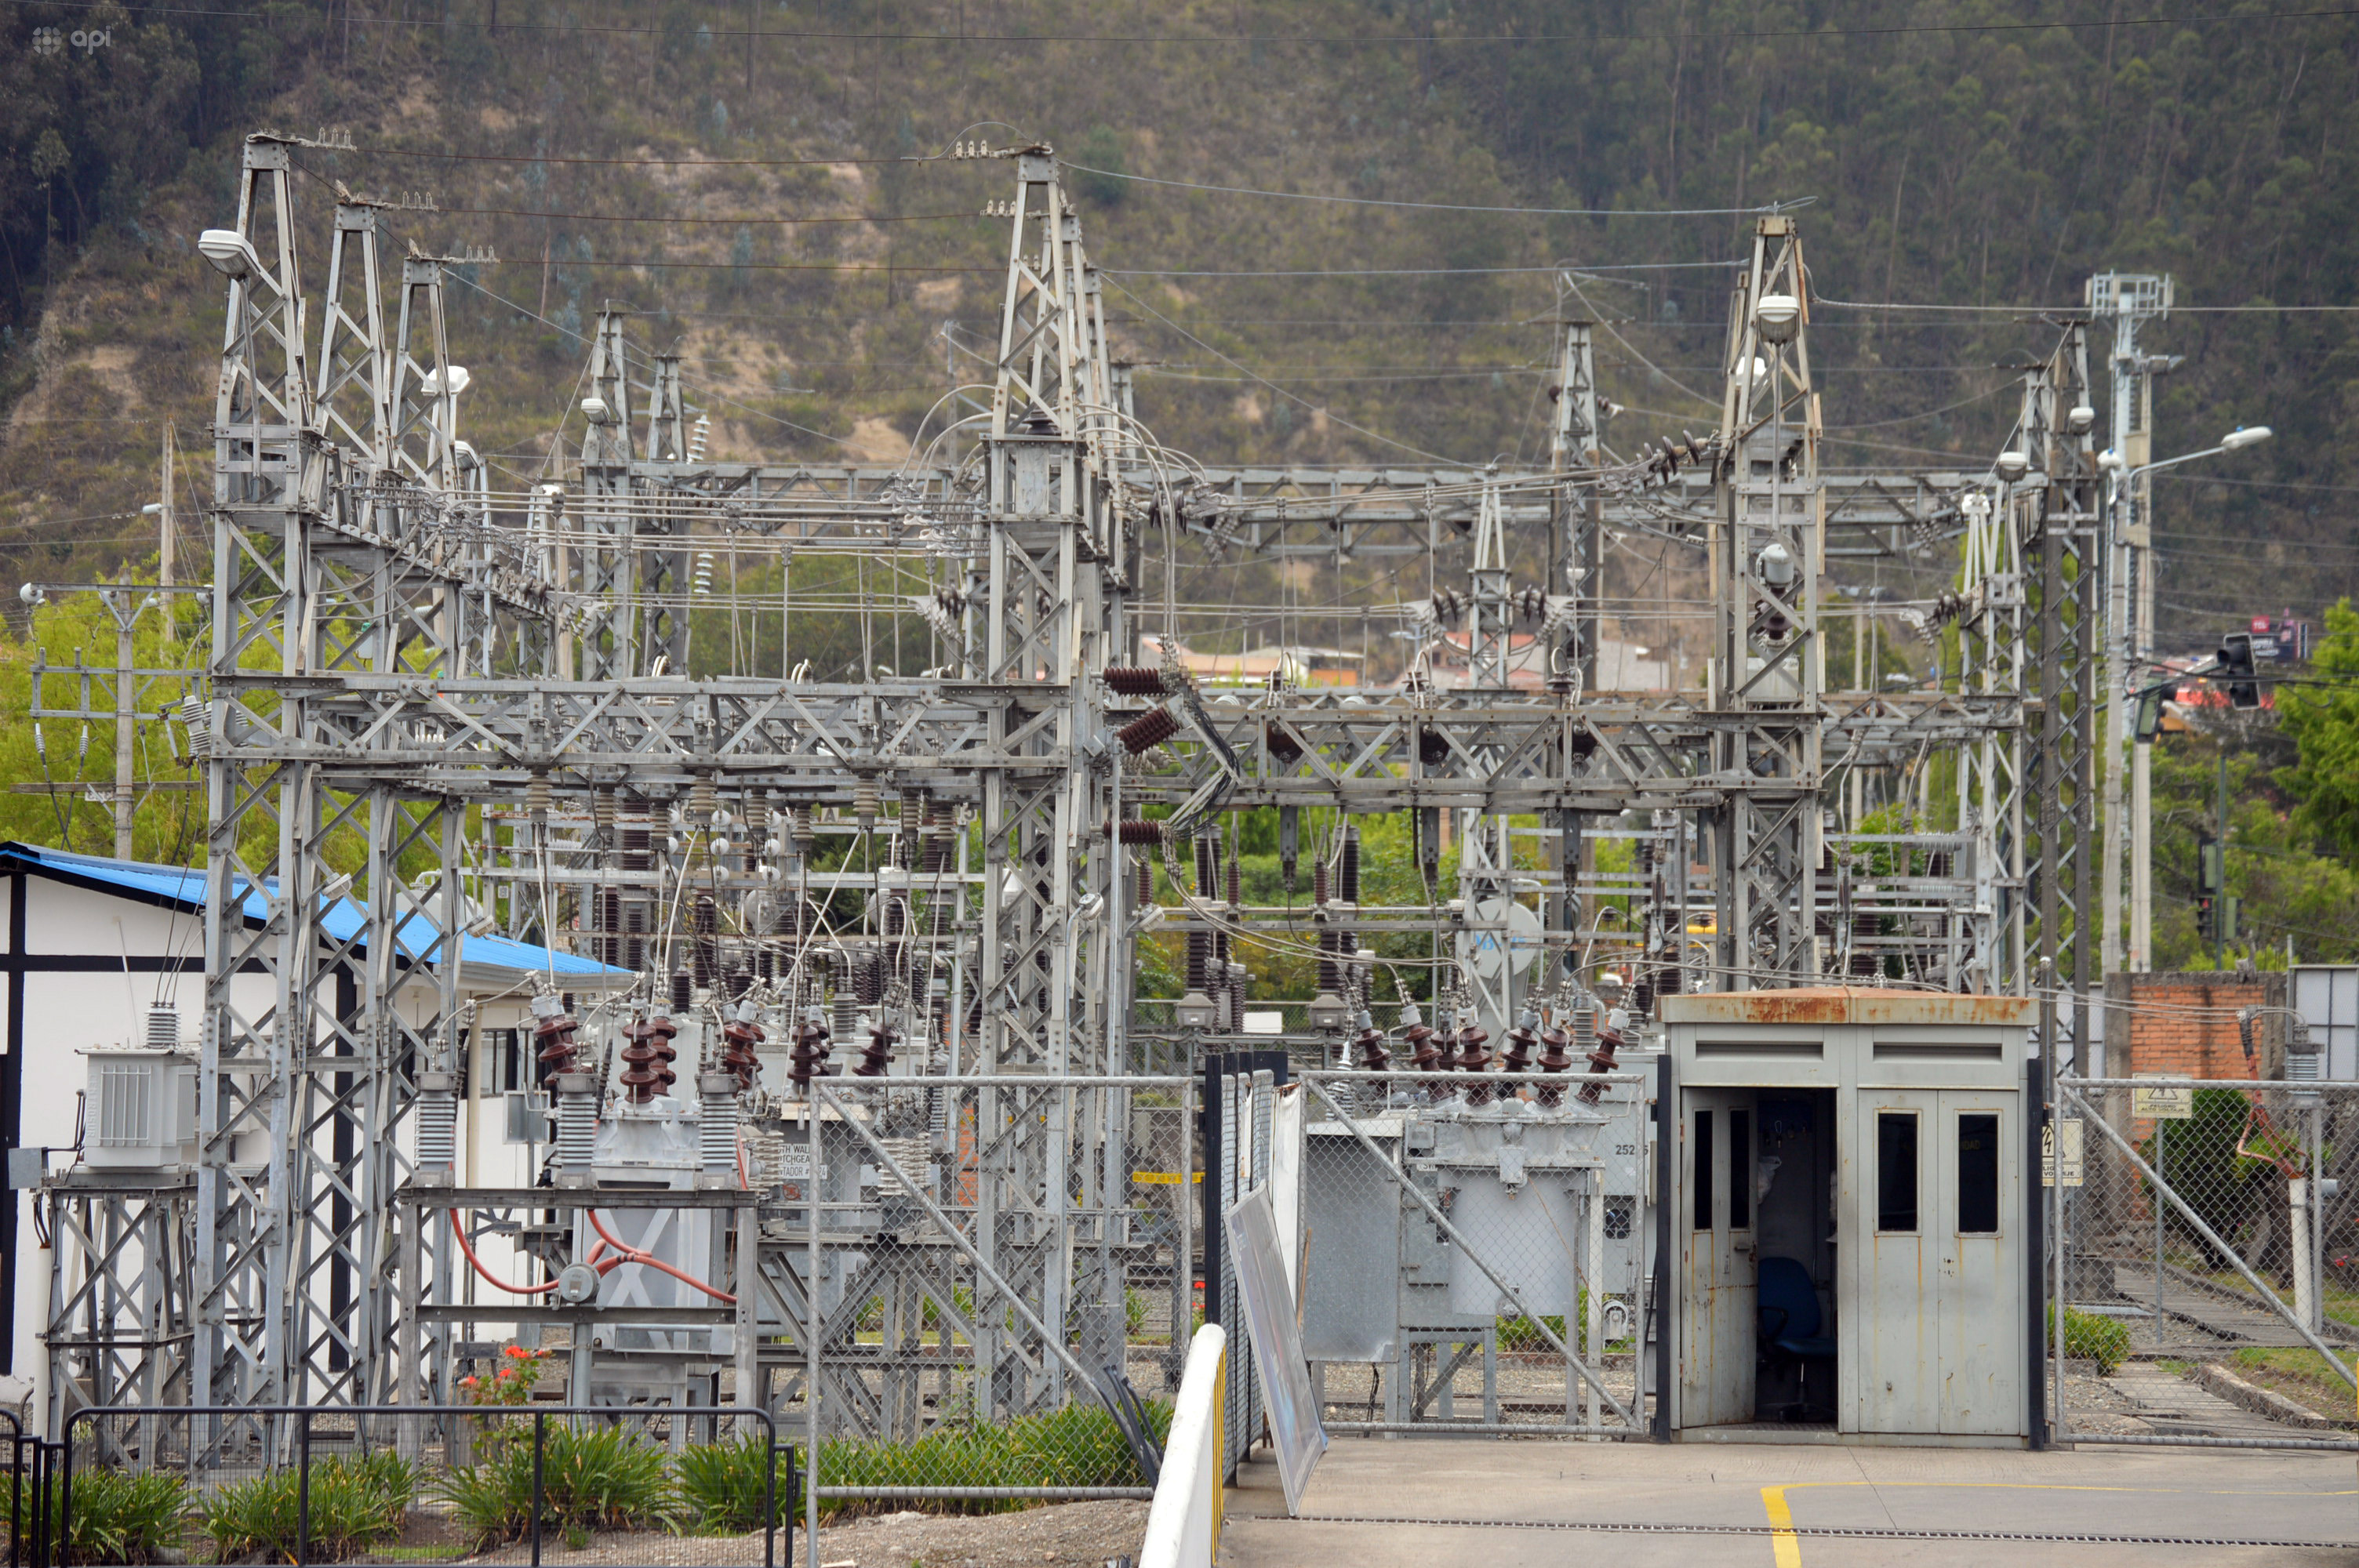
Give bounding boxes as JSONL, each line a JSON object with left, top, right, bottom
{"left": 28, "top": 132, "right": 2098, "bottom": 1432}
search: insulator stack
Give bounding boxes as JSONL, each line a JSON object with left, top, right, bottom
{"left": 618, "top": 1014, "right": 679, "bottom": 1102}
{"left": 1137, "top": 855, "right": 1154, "bottom": 910}
{"left": 1103, "top": 666, "right": 1168, "bottom": 696}
{"left": 593, "top": 786, "right": 616, "bottom": 853}
{"left": 692, "top": 895, "right": 720, "bottom": 989}
{"left": 1187, "top": 834, "right": 1214, "bottom": 992}
{"left": 791, "top": 805, "right": 813, "bottom": 859}
{"left": 788, "top": 1014, "right": 832, "bottom": 1085}
{"left": 855, "top": 952, "right": 883, "bottom": 1006}
{"left": 719, "top": 1009, "right": 765, "bottom": 1090}
{"left": 535, "top": 1006, "right": 583, "bottom": 1087}
{"left": 1340, "top": 828, "right": 1361, "bottom": 903}
{"left": 525, "top": 772, "right": 553, "bottom": 820}
{"left": 671, "top": 970, "right": 693, "bottom": 1011}
{"left": 855, "top": 1019, "right": 898, "bottom": 1077}
{"left": 1352, "top": 1018, "right": 1390, "bottom": 1073}
{"left": 1404, "top": 1013, "right": 1444, "bottom": 1073}
{"left": 689, "top": 775, "right": 718, "bottom": 826}
{"left": 1631, "top": 978, "right": 1654, "bottom": 1018}
{"left": 1118, "top": 706, "right": 1180, "bottom": 753}
{"left": 1500, "top": 1014, "right": 1538, "bottom": 1075}
{"left": 833, "top": 985, "right": 858, "bottom": 1042}
{"left": 1851, "top": 909, "right": 1878, "bottom": 977}
{"left": 1116, "top": 820, "right": 1161, "bottom": 844}
{"left": 854, "top": 775, "right": 880, "bottom": 829}
{"left": 929, "top": 804, "right": 956, "bottom": 870}
{"left": 742, "top": 798, "right": 765, "bottom": 874}
{"left": 900, "top": 793, "right": 921, "bottom": 869}
{"left": 1536, "top": 1019, "right": 1575, "bottom": 1107}
{"left": 1457, "top": 1022, "right": 1496, "bottom": 1104}
{"left": 1579, "top": 1018, "right": 1623, "bottom": 1105}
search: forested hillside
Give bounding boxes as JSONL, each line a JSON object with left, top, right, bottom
{"left": 2, "top": 0, "right": 2357, "bottom": 965}
{"left": 3, "top": 0, "right": 2357, "bottom": 641}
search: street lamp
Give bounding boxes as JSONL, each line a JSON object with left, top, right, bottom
{"left": 2099, "top": 424, "right": 2272, "bottom": 484}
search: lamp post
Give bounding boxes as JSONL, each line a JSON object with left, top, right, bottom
{"left": 2099, "top": 425, "right": 2272, "bottom": 976}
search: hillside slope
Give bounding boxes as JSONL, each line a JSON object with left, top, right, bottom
{"left": 2, "top": 0, "right": 2355, "bottom": 646}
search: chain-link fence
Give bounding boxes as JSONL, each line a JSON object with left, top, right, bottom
{"left": 765, "top": 1075, "right": 1189, "bottom": 1508}
{"left": 1296, "top": 1069, "right": 1652, "bottom": 1438}
{"left": 2054, "top": 1075, "right": 2359, "bottom": 1439}
{"left": 53, "top": 1404, "right": 785, "bottom": 1566}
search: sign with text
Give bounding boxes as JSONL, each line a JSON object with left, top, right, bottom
{"left": 2132, "top": 1078, "right": 2194, "bottom": 1120}
{"left": 2041, "top": 1117, "right": 2085, "bottom": 1187}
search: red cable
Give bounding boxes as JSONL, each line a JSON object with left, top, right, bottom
{"left": 586, "top": 1208, "right": 737, "bottom": 1304}
{"left": 449, "top": 1210, "right": 561, "bottom": 1295}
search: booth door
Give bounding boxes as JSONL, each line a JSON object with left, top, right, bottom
{"left": 1856, "top": 1092, "right": 1937, "bottom": 1433}
{"left": 1937, "top": 1094, "right": 2019, "bottom": 1435}
{"left": 1680, "top": 1089, "right": 1757, "bottom": 1428}
{"left": 1856, "top": 1090, "right": 2022, "bottom": 1436}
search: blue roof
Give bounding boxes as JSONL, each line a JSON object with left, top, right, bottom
{"left": 0, "top": 841, "right": 627, "bottom": 982}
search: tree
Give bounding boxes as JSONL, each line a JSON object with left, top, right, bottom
{"left": 2277, "top": 598, "right": 2359, "bottom": 864}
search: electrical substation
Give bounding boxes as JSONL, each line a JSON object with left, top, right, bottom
{"left": 21, "top": 130, "right": 2145, "bottom": 1473}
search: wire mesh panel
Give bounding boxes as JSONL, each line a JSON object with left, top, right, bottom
{"left": 772, "top": 1076, "right": 1185, "bottom": 1503}
{"left": 1297, "top": 1069, "right": 1652, "bottom": 1436}
{"left": 2055, "top": 1076, "right": 2359, "bottom": 1432}
{"left": 60, "top": 1405, "right": 785, "bottom": 1566}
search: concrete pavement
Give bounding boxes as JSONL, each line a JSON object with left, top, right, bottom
{"left": 1219, "top": 1437, "right": 2359, "bottom": 1566}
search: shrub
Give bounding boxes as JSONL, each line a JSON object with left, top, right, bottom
{"left": 434, "top": 1421, "right": 678, "bottom": 1548}
{"left": 42, "top": 1468, "right": 188, "bottom": 1565}
{"left": 2048, "top": 1304, "right": 2132, "bottom": 1374}
{"left": 816, "top": 1402, "right": 1171, "bottom": 1519}
{"left": 201, "top": 1450, "right": 416, "bottom": 1563}
{"left": 678, "top": 1434, "right": 788, "bottom": 1534}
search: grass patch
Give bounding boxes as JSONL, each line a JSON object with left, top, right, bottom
{"left": 434, "top": 1422, "right": 679, "bottom": 1548}
{"left": 34, "top": 1469, "right": 189, "bottom": 1565}
{"left": 816, "top": 1402, "right": 1171, "bottom": 1519}
{"left": 200, "top": 1450, "right": 417, "bottom": 1564}
{"left": 677, "top": 1435, "right": 789, "bottom": 1534}
{"left": 2227, "top": 1347, "right": 2359, "bottom": 1421}
{"left": 2047, "top": 1305, "right": 2132, "bottom": 1374}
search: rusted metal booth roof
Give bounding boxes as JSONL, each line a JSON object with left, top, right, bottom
{"left": 1659, "top": 987, "right": 2037, "bottom": 1027}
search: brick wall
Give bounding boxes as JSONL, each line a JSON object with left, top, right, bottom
{"left": 2101, "top": 969, "right": 2286, "bottom": 1080}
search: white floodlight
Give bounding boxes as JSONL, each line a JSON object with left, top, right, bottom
{"left": 198, "top": 229, "right": 260, "bottom": 280}
{"left": 2219, "top": 426, "right": 2273, "bottom": 452}
{"left": 1754, "top": 293, "right": 1802, "bottom": 345}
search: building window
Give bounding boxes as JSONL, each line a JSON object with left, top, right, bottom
{"left": 481, "top": 1028, "right": 526, "bottom": 1097}
{"left": 1693, "top": 1109, "right": 1714, "bottom": 1230}
{"left": 1957, "top": 1112, "right": 2000, "bottom": 1234}
{"left": 1877, "top": 1111, "right": 1919, "bottom": 1232}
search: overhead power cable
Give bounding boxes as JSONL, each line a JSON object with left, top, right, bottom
{"left": 1057, "top": 163, "right": 1803, "bottom": 218}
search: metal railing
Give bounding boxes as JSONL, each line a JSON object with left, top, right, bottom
{"left": 55, "top": 1404, "right": 789, "bottom": 1567}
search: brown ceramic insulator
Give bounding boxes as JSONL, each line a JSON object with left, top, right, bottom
{"left": 1137, "top": 857, "right": 1154, "bottom": 910}
{"left": 1535, "top": 1022, "right": 1575, "bottom": 1107}
{"left": 1116, "top": 820, "right": 1163, "bottom": 844}
{"left": 1264, "top": 721, "right": 1303, "bottom": 765}
{"left": 1404, "top": 1022, "right": 1443, "bottom": 1074}
{"left": 854, "top": 1021, "right": 898, "bottom": 1077}
{"left": 1499, "top": 1020, "right": 1538, "bottom": 1076}
{"left": 1352, "top": 1022, "right": 1390, "bottom": 1073}
{"left": 1578, "top": 1025, "right": 1623, "bottom": 1106}
{"left": 534, "top": 1011, "right": 581, "bottom": 1087}
{"left": 1457, "top": 1024, "right": 1496, "bottom": 1104}
{"left": 1340, "top": 829, "right": 1361, "bottom": 904}
{"left": 671, "top": 970, "right": 692, "bottom": 1012}
{"left": 788, "top": 1018, "right": 831, "bottom": 1086}
{"left": 1103, "top": 666, "right": 1168, "bottom": 696}
{"left": 719, "top": 1015, "right": 765, "bottom": 1090}
{"left": 1226, "top": 855, "right": 1241, "bottom": 909}
{"left": 617, "top": 1016, "right": 664, "bottom": 1103}
{"left": 1117, "top": 706, "right": 1180, "bottom": 753}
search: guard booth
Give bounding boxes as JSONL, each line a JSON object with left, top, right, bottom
{"left": 1663, "top": 988, "right": 2035, "bottom": 1444}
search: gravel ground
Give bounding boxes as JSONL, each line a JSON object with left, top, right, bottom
{"left": 462, "top": 1502, "right": 1147, "bottom": 1568}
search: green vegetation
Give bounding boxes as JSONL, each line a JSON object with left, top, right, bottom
{"left": 199, "top": 1450, "right": 416, "bottom": 1564}
{"left": 815, "top": 1403, "right": 1172, "bottom": 1519}
{"left": 676, "top": 1434, "right": 788, "bottom": 1534}
{"left": 2047, "top": 1304, "right": 2132, "bottom": 1374}
{"left": 434, "top": 1423, "right": 680, "bottom": 1548}
{"left": 35, "top": 1468, "right": 188, "bottom": 1566}
{"left": 2228, "top": 1345, "right": 2359, "bottom": 1421}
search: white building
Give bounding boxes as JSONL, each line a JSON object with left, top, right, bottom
{"left": 0, "top": 842, "right": 630, "bottom": 1382}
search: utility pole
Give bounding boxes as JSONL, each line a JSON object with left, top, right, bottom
{"left": 2088, "top": 272, "right": 2174, "bottom": 976}
{"left": 2215, "top": 749, "right": 2230, "bottom": 969}
{"left": 111, "top": 572, "right": 135, "bottom": 861}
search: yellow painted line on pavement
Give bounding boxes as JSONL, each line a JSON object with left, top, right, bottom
{"left": 1760, "top": 1486, "right": 1802, "bottom": 1568}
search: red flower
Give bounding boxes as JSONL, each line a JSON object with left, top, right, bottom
{"left": 505, "top": 1345, "right": 533, "bottom": 1359}
{"left": 460, "top": 1376, "right": 479, "bottom": 1388}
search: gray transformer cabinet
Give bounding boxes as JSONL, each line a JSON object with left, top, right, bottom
{"left": 1663, "top": 988, "right": 2036, "bottom": 1445}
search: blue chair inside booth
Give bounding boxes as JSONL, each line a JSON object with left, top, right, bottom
{"left": 1757, "top": 1254, "right": 1835, "bottom": 1421}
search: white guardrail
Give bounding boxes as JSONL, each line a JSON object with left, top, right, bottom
{"left": 1140, "top": 1323, "right": 1230, "bottom": 1568}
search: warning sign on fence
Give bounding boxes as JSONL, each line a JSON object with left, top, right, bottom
{"left": 2132, "top": 1077, "right": 2194, "bottom": 1120}
{"left": 2042, "top": 1117, "right": 2084, "bottom": 1187}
